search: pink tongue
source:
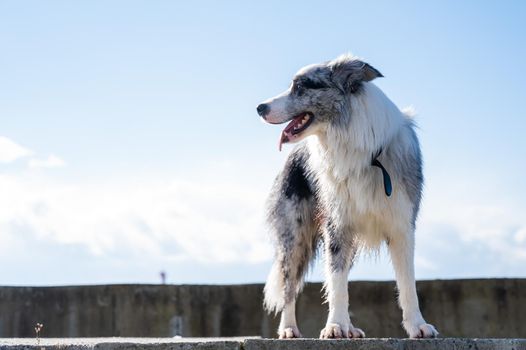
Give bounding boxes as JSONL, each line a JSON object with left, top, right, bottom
{"left": 279, "top": 131, "right": 291, "bottom": 151}
{"left": 278, "top": 117, "right": 302, "bottom": 151}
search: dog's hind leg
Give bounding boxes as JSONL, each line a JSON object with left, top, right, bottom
{"left": 264, "top": 202, "right": 318, "bottom": 338}
{"left": 388, "top": 229, "right": 439, "bottom": 338}
{"left": 264, "top": 146, "right": 319, "bottom": 339}
{"left": 264, "top": 211, "right": 318, "bottom": 338}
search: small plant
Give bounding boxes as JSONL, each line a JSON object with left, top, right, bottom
{"left": 34, "top": 323, "right": 43, "bottom": 345}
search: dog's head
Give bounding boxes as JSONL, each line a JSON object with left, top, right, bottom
{"left": 257, "top": 54, "right": 383, "bottom": 150}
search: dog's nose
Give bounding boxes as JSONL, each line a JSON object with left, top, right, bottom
{"left": 257, "top": 103, "right": 269, "bottom": 117}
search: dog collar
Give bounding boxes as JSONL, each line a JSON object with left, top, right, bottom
{"left": 372, "top": 148, "right": 392, "bottom": 197}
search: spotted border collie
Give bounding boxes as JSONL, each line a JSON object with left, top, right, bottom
{"left": 257, "top": 54, "right": 438, "bottom": 339}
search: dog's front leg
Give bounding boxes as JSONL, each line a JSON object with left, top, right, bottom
{"left": 320, "top": 226, "right": 365, "bottom": 339}
{"left": 388, "top": 230, "right": 439, "bottom": 338}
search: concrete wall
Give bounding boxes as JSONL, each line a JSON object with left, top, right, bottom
{"left": 0, "top": 279, "right": 524, "bottom": 338}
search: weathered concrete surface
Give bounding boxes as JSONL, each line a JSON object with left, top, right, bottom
{"left": 0, "top": 338, "right": 250, "bottom": 350}
{"left": 0, "top": 279, "right": 525, "bottom": 338}
{"left": 244, "top": 338, "right": 526, "bottom": 350}
{"left": 0, "top": 338, "right": 525, "bottom": 350}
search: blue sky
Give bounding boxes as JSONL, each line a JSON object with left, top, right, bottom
{"left": 1, "top": 1, "right": 525, "bottom": 285}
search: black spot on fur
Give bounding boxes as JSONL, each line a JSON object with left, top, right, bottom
{"left": 349, "top": 81, "right": 363, "bottom": 93}
{"left": 302, "top": 78, "right": 329, "bottom": 90}
{"left": 295, "top": 264, "right": 304, "bottom": 281}
{"left": 324, "top": 220, "right": 355, "bottom": 272}
{"left": 329, "top": 241, "right": 341, "bottom": 255}
{"left": 283, "top": 152, "right": 313, "bottom": 200}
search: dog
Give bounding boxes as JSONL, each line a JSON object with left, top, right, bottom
{"left": 257, "top": 54, "right": 438, "bottom": 339}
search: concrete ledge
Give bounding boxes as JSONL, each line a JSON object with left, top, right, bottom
{"left": 1, "top": 338, "right": 526, "bottom": 350}
{"left": 245, "top": 338, "right": 526, "bottom": 350}
{"left": 0, "top": 338, "right": 250, "bottom": 350}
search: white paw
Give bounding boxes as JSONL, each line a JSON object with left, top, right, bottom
{"left": 320, "top": 323, "right": 365, "bottom": 339}
{"left": 405, "top": 322, "right": 439, "bottom": 338}
{"left": 278, "top": 326, "right": 302, "bottom": 339}
{"left": 320, "top": 323, "right": 344, "bottom": 339}
{"left": 348, "top": 326, "right": 366, "bottom": 338}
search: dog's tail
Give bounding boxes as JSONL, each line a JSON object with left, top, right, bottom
{"left": 263, "top": 261, "right": 286, "bottom": 314}
{"left": 401, "top": 105, "right": 417, "bottom": 119}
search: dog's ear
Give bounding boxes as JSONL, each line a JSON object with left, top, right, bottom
{"left": 330, "top": 55, "right": 383, "bottom": 93}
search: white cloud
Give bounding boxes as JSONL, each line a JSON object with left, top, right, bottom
{"left": 28, "top": 154, "right": 65, "bottom": 169}
{"left": 0, "top": 173, "right": 272, "bottom": 266}
{"left": 0, "top": 136, "right": 33, "bottom": 163}
{"left": 415, "top": 175, "right": 526, "bottom": 276}
{"left": 514, "top": 227, "right": 526, "bottom": 244}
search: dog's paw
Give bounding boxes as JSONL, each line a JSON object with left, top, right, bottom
{"left": 320, "top": 323, "right": 365, "bottom": 339}
{"left": 348, "top": 326, "right": 366, "bottom": 338}
{"left": 405, "top": 322, "right": 439, "bottom": 338}
{"left": 320, "top": 323, "right": 344, "bottom": 339}
{"left": 278, "top": 326, "right": 302, "bottom": 339}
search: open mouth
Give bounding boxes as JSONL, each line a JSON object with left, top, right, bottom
{"left": 279, "top": 112, "right": 314, "bottom": 151}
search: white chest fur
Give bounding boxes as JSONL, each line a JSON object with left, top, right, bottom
{"left": 307, "top": 137, "right": 411, "bottom": 249}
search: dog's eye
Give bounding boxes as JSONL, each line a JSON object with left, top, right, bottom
{"left": 292, "top": 81, "right": 305, "bottom": 95}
